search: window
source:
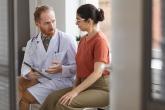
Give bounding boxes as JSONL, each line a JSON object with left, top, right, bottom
{"left": 0, "top": 0, "right": 9, "bottom": 109}
{"left": 146, "top": 0, "right": 165, "bottom": 109}
{"left": 151, "top": 0, "right": 165, "bottom": 102}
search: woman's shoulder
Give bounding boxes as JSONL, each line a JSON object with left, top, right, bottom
{"left": 95, "top": 32, "right": 109, "bottom": 46}
{"left": 95, "top": 32, "right": 107, "bottom": 41}
{"left": 97, "top": 31, "right": 107, "bottom": 39}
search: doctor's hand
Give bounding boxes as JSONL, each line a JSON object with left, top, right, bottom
{"left": 58, "top": 90, "right": 79, "bottom": 106}
{"left": 46, "top": 62, "right": 62, "bottom": 74}
{"left": 26, "top": 70, "right": 40, "bottom": 80}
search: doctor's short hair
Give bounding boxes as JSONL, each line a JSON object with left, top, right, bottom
{"left": 34, "top": 5, "right": 54, "bottom": 22}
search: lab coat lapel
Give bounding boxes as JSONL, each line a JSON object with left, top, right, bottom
{"left": 46, "top": 31, "right": 59, "bottom": 55}
{"left": 36, "top": 33, "right": 47, "bottom": 60}
{"left": 43, "top": 32, "right": 59, "bottom": 68}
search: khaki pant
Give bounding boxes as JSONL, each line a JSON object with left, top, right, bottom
{"left": 18, "top": 77, "right": 39, "bottom": 110}
{"left": 40, "top": 76, "right": 109, "bottom": 110}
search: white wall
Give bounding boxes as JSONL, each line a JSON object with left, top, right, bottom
{"left": 111, "top": 0, "right": 143, "bottom": 110}
{"left": 29, "top": 0, "right": 37, "bottom": 37}
{"left": 84, "top": 0, "right": 99, "bottom": 7}
{"left": 65, "top": 0, "right": 79, "bottom": 37}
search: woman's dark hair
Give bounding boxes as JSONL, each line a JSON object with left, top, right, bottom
{"left": 77, "top": 4, "right": 104, "bottom": 24}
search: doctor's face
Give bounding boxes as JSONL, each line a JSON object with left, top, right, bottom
{"left": 36, "top": 10, "right": 56, "bottom": 37}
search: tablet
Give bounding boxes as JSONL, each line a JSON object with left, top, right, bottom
{"left": 23, "top": 62, "right": 51, "bottom": 80}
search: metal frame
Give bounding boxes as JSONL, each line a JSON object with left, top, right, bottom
{"left": 8, "top": 0, "right": 30, "bottom": 109}
{"left": 8, "top": 0, "right": 16, "bottom": 109}
{"left": 142, "top": 0, "right": 165, "bottom": 109}
{"left": 142, "top": 0, "right": 152, "bottom": 109}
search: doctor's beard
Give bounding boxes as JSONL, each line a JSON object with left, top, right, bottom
{"left": 41, "top": 28, "right": 55, "bottom": 37}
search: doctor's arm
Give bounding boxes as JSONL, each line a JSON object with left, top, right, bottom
{"left": 21, "top": 41, "right": 32, "bottom": 78}
{"left": 21, "top": 40, "right": 40, "bottom": 79}
{"left": 47, "top": 37, "right": 77, "bottom": 77}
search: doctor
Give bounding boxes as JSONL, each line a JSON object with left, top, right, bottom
{"left": 19, "top": 5, "right": 77, "bottom": 110}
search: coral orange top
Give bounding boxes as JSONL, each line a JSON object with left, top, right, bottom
{"left": 76, "top": 32, "right": 110, "bottom": 78}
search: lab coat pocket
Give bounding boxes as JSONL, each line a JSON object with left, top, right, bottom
{"left": 53, "top": 52, "right": 65, "bottom": 64}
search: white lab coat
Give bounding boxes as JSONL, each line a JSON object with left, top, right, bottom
{"left": 21, "top": 30, "right": 77, "bottom": 104}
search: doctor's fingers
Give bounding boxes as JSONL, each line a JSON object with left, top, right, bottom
{"left": 31, "top": 72, "right": 41, "bottom": 76}
{"left": 30, "top": 75, "right": 40, "bottom": 80}
{"left": 52, "top": 61, "right": 59, "bottom": 65}
{"left": 46, "top": 68, "right": 59, "bottom": 74}
{"left": 49, "top": 64, "right": 61, "bottom": 69}
{"left": 47, "top": 65, "right": 61, "bottom": 71}
{"left": 29, "top": 72, "right": 41, "bottom": 79}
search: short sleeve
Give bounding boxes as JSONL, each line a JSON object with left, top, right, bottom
{"left": 94, "top": 38, "right": 109, "bottom": 64}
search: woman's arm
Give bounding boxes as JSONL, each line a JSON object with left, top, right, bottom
{"left": 73, "top": 76, "right": 81, "bottom": 88}
{"left": 59, "top": 62, "right": 106, "bottom": 105}
{"left": 73, "top": 62, "right": 105, "bottom": 93}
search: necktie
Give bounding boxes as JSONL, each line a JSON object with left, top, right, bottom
{"left": 42, "top": 36, "right": 51, "bottom": 51}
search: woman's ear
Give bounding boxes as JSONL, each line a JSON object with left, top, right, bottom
{"left": 87, "top": 18, "right": 91, "bottom": 23}
{"left": 87, "top": 18, "right": 94, "bottom": 24}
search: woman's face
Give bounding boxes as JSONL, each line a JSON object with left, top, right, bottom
{"left": 76, "top": 14, "right": 88, "bottom": 31}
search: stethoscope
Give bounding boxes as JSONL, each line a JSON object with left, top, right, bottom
{"left": 56, "top": 33, "right": 61, "bottom": 53}
{"left": 32, "top": 32, "right": 61, "bottom": 53}
{"left": 30, "top": 32, "right": 61, "bottom": 71}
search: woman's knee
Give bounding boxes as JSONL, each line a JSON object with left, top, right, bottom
{"left": 55, "top": 101, "right": 69, "bottom": 110}
{"left": 45, "top": 91, "right": 61, "bottom": 105}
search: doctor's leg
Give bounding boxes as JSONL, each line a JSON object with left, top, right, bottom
{"left": 19, "top": 90, "right": 38, "bottom": 110}
{"left": 18, "top": 77, "right": 39, "bottom": 110}
{"left": 18, "top": 77, "right": 39, "bottom": 100}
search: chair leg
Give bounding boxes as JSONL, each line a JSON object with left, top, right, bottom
{"left": 97, "top": 108, "right": 105, "bottom": 110}
{"left": 29, "top": 104, "right": 32, "bottom": 110}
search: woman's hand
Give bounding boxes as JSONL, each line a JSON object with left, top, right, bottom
{"left": 58, "top": 90, "right": 79, "bottom": 105}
